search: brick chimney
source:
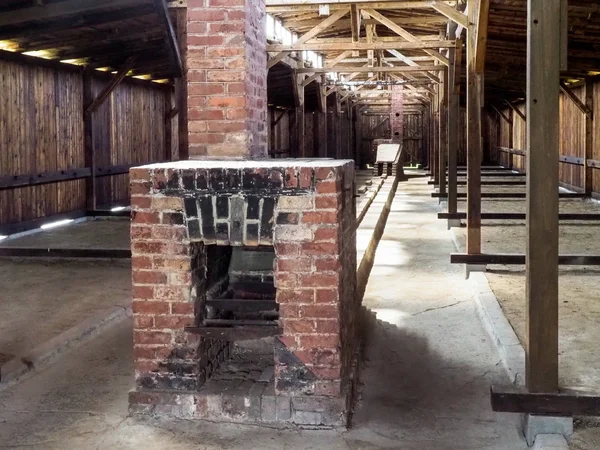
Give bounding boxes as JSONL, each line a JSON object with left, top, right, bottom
{"left": 186, "top": 0, "right": 268, "bottom": 159}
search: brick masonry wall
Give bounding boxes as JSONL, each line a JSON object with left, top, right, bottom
{"left": 186, "top": 0, "right": 268, "bottom": 159}
{"left": 391, "top": 85, "right": 404, "bottom": 142}
{"left": 129, "top": 161, "right": 358, "bottom": 417}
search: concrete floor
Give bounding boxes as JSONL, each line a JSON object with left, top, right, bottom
{"left": 0, "top": 173, "right": 529, "bottom": 449}
{"left": 0, "top": 218, "right": 130, "bottom": 250}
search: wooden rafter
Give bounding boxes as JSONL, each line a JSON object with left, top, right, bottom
{"left": 505, "top": 99, "right": 526, "bottom": 121}
{"left": 267, "top": 40, "right": 456, "bottom": 51}
{"left": 298, "top": 65, "right": 443, "bottom": 73}
{"left": 560, "top": 82, "right": 592, "bottom": 117}
{"left": 266, "top": 0, "right": 453, "bottom": 9}
{"left": 152, "top": 0, "right": 183, "bottom": 77}
{"left": 84, "top": 56, "right": 136, "bottom": 114}
{"left": 364, "top": 9, "right": 450, "bottom": 66}
{"left": 491, "top": 104, "right": 513, "bottom": 125}
{"left": 268, "top": 7, "right": 349, "bottom": 69}
{"left": 301, "top": 50, "right": 353, "bottom": 87}
{"left": 430, "top": 0, "right": 468, "bottom": 28}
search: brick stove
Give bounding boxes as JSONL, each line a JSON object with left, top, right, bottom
{"left": 128, "top": 159, "right": 359, "bottom": 427}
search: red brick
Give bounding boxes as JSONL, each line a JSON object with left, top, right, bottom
{"left": 314, "top": 258, "right": 341, "bottom": 271}
{"left": 315, "top": 195, "right": 341, "bottom": 209}
{"left": 299, "top": 167, "right": 312, "bottom": 188}
{"left": 279, "top": 304, "right": 301, "bottom": 319}
{"left": 207, "top": 121, "right": 246, "bottom": 132}
{"left": 283, "top": 320, "right": 315, "bottom": 334}
{"left": 227, "top": 82, "right": 245, "bottom": 94}
{"left": 189, "top": 132, "right": 225, "bottom": 144}
{"left": 316, "top": 289, "right": 339, "bottom": 303}
{"left": 299, "top": 272, "right": 339, "bottom": 288}
{"left": 314, "top": 228, "right": 339, "bottom": 243}
{"left": 188, "top": 9, "right": 226, "bottom": 21}
{"left": 135, "top": 360, "right": 161, "bottom": 373}
{"left": 131, "top": 226, "right": 152, "bottom": 241}
{"left": 134, "top": 316, "right": 154, "bottom": 329}
{"left": 132, "top": 285, "right": 154, "bottom": 300}
{"left": 301, "top": 304, "right": 338, "bottom": 319}
{"left": 131, "top": 195, "right": 151, "bottom": 209}
{"left": 315, "top": 180, "right": 340, "bottom": 194}
{"left": 284, "top": 168, "right": 298, "bottom": 188}
{"left": 209, "top": 22, "right": 245, "bottom": 33}
{"left": 277, "top": 289, "right": 314, "bottom": 304}
{"left": 206, "top": 70, "right": 244, "bottom": 82}
{"left": 169, "top": 271, "right": 193, "bottom": 286}
{"left": 187, "top": 70, "right": 207, "bottom": 83}
{"left": 301, "top": 242, "right": 338, "bottom": 256}
{"left": 209, "top": 0, "right": 244, "bottom": 6}
{"left": 154, "top": 286, "right": 189, "bottom": 302}
{"left": 171, "top": 302, "right": 195, "bottom": 315}
{"left": 208, "top": 96, "right": 245, "bottom": 108}
{"left": 133, "top": 300, "right": 169, "bottom": 315}
{"left": 189, "top": 83, "right": 225, "bottom": 96}
{"left": 154, "top": 316, "right": 194, "bottom": 329}
{"left": 277, "top": 258, "right": 311, "bottom": 272}
{"left": 153, "top": 258, "right": 191, "bottom": 271}
{"left": 227, "top": 10, "right": 246, "bottom": 20}
{"left": 188, "top": 35, "right": 224, "bottom": 46}
{"left": 315, "top": 320, "right": 339, "bottom": 334}
{"left": 275, "top": 272, "right": 298, "bottom": 288}
{"left": 275, "top": 243, "right": 300, "bottom": 256}
{"left": 298, "top": 334, "right": 339, "bottom": 349}
{"left": 315, "top": 167, "right": 335, "bottom": 181}
{"left": 130, "top": 168, "right": 151, "bottom": 181}
{"left": 302, "top": 211, "right": 338, "bottom": 224}
{"left": 188, "top": 109, "right": 224, "bottom": 121}
{"left": 207, "top": 47, "right": 244, "bottom": 58}
{"left": 226, "top": 108, "right": 246, "bottom": 119}
{"left": 132, "top": 270, "right": 167, "bottom": 285}
{"left": 132, "top": 241, "right": 167, "bottom": 255}
{"left": 132, "top": 255, "right": 152, "bottom": 270}
{"left": 310, "top": 366, "right": 341, "bottom": 380}
{"left": 133, "top": 211, "right": 160, "bottom": 224}
{"left": 133, "top": 346, "right": 156, "bottom": 359}
{"left": 134, "top": 331, "right": 172, "bottom": 345}
{"left": 130, "top": 182, "right": 151, "bottom": 196}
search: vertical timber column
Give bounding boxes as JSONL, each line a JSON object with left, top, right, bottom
{"left": 439, "top": 66, "right": 448, "bottom": 198}
{"left": 187, "top": 0, "right": 268, "bottom": 158}
{"left": 431, "top": 91, "right": 438, "bottom": 184}
{"left": 526, "top": 0, "right": 560, "bottom": 393}
{"left": 466, "top": 0, "right": 486, "bottom": 255}
{"left": 448, "top": 39, "right": 463, "bottom": 216}
{"left": 296, "top": 77, "right": 306, "bottom": 157}
{"left": 317, "top": 76, "right": 328, "bottom": 158}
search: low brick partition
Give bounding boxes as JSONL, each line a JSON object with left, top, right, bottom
{"left": 128, "top": 160, "right": 359, "bottom": 427}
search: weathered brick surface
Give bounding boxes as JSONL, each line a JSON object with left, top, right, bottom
{"left": 129, "top": 160, "right": 357, "bottom": 427}
{"left": 391, "top": 85, "right": 404, "bottom": 142}
{"left": 186, "top": 0, "right": 267, "bottom": 159}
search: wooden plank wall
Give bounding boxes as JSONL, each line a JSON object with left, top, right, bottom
{"left": 0, "top": 60, "right": 85, "bottom": 226}
{"left": 0, "top": 57, "right": 174, "bottom": 227}
{"left": 403, "top": 113, "right": 423, "bottom": 164}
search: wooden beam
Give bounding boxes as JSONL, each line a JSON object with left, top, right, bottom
{"left": 560, "top": 82, "right": 592, "bottom": 117}
{"left": 268, "top": 8, "right": 349, "bottom": 69}
{"left": 84, "top": 57, "right": 136, "bottom": 114}
{"left": 491, "top": 385, "right": 600, "bottom": 416}
{"left": 297, "top": 65, "right": 443, "bottom": 73}
{"left": 350, "top": 4, "right": 361, "bottom": 44}
{"left": 175, "top": 7, "right": 188, "bottom": 159}
{"left": 302, "top": 50, "right": 353, "bottom": 86}
{"left": 526, "top": 0, "right": 560, "bottom": 393}
{"left": 585, "top": 78, "right": 594, "bottom": 196}
{"left": 0, "top": 0, "right": 138, "bottom": 27}
{"left": 430, "top": 0, "right": 468, "bottom": 28}
{"left": 267, "top": 40, "right": 456, "bottom": 51}
{"left": 447, "top": 38, "right": 462, "bottom": 215}
{"left": 466, "top": 0, "right": 486, "bottom": 255}
{"left": 473, "top": 0, "right": 489, "bottom": 72}
{"left": 267, "top": 0, "right": 446, "bottom": 7}
{"left": 364, "top": 8, "right": 450, "bottom": 66}
{"left": 272, "top": 107, "right": 292, "bottom": 127}
{"left": 438, "top": 60, "right": 448, "bottom": 197}
{"left": 505, "top": 100, "right": 526, "bottom": 121}
{"left": 491, "top": 104, "right": 512, "bottom": 125}
{"left": 152, "top": 0, "right": 183, "bottom": 77}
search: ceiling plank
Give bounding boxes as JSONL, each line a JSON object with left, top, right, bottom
{"left": 297, "top": 65, "right": 444, "bottom": 73}
{"left": 267, "top": 40, "right": 456, "bottom": 51}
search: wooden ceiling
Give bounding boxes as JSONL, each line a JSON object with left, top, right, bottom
{"left": 268, "top": 0, "right": 600, "bottom": 108}
{"left": 0, "top": 0, "right": 181, "bottom": 80}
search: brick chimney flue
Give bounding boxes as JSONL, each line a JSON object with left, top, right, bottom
{"left": 186, "top": 0, "right": 268, "bottom": 159}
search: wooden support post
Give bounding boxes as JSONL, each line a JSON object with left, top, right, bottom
{"left": 83, "top": 67, "right": 96, "bottom": 211}
{"left": 354, "top": 105, "right": 362, "bottom": 165}
{"left": 336, "top": 93, "right": 342, "bottom": 158}
{"left": 176, "top": 7, "right": 188, "bottom": 159}
{"left": 438, "top": 58, "right": 448, "bottom": 197}
{"left": 526, "top": 0, "right": 560, "bottom": 393}
{"left": 431, "top": 91, "right": 438, "bottom": 183}
{"left": 85, "top": 57, "right": 136, "bottom": 114}
{"left": 466, "top": 0, "right": 489, "bottom": 255}
{"left": 585, "top": 78, "right": 594, "bottom": 197}
{"left": 448, "top": 39, "right": 462, "bottom": 214}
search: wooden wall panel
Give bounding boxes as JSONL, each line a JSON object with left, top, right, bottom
{"left": 0, "top": 56, "right": 173, "bottom": 227}
{"left": 0, "top": 60, "right": 85, "bottom": 226}
{"left": 559, "top": 86, "right": 585, "bottom": 190}
{"left": 593, "top": 81, "right": 600, "bottom": 194}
